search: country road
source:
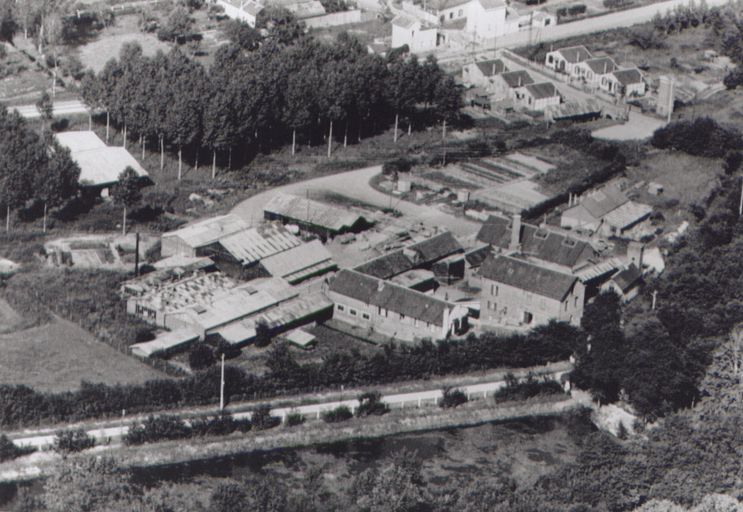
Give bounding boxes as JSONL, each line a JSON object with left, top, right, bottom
{"left": 11, "top": 99, "right": 88, "bottom": 119}
{"left": 9, "top": 361, "right": 572, "bottom": 451}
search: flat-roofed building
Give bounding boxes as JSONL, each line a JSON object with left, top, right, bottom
{"left": 161, "top": 214, "right": 251, "bottom": 258}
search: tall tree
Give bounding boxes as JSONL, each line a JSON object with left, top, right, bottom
{"left": 37, "top": 142, "right": 79, "bottom": 231}
{"left": 111, "top": 166, "right": 142, "bottom": 235}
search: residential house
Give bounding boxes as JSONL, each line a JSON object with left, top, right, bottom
{"left": 602, "top": 264, "right": 643, "bottom": 302}
{"left": 327, "top": 269, "right": 469, "bottom": 341}
{"left": 462, "top": 59, "right": 507, "bottom": 89}
{"left": 545, "top": 45, "right": 592, "bottom": 75}
{"left": 492, "top": 70, "right": 534, "bottom": 100}
{"left": 561, "top": 185, "right": 652, "bottom": 237}
{"left": 414, "top": 0, "right": 508, "bottom": 38}
{"left": 270, "top": 0, "right": 326, "bottom": 18}
{"left": 477, "top": 214, "right": 596, "bottom": 273}
{"left": 55, "top": 131, "right": 149, "bottom": 197}
{"left": 479, "top": 254, "right": 585, "bottom": 328}
{"left": 161, "top": 214, "right": 251, "bottom": 258}
{"left": 601, "top": 68, "right": 646, "bottom": 97}
{"left": 264, "top": 193, "right": 373, "bottom": 240}
{"left": 515, "top": 82, "right": 561, "bottom": 111}
{"left": 215, "top": 0, "right": 262, "bottom": 25}
{"left": 391, "top": 14, "right": 438, "bottom": 52}
{"left": 574, "top": 57, "right": 617, "bottom": 87}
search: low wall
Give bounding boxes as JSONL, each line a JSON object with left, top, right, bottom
{"left": 305, "top": 9, "right": 371, "bottom": 28}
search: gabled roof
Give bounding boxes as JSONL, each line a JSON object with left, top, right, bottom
{"left": 164, "top": 214, "right": 251, "bottom": 250}
{"left": 480, "top": 255, "right": 578, "bottom": 301}
{"left": 355, "top": 250, "right": 414, "bottom": 279}
{"left": 264, "top": 193, "right": 369, "bottom": 233}
{"left": 583, "top": 57, "right": 617, "bottom": 75}
{"left": 551, "top": 45, "right": 592, "bottom": 64}
{"left": 611, "top": 68, "right": 644, "bottom": 86}
{"left": 612, "top": 264, "right": 643, "bottom": 292}
{"left": 216, "top": 224, "right": 302, "bottom": 264}
{"left": 428, "top": 0, "right": 470, "bottom": 10}
{"left": 259, "top": 239, "right": 336, "bottom": 283}
{"left": 478, "top": 0, "right": 506, "bottom": 10}
{"left": 602, "top": 201, "right": 652, "bottom": 230}
{"left": 474, "top": 59, "right": 506, "bottom": 77}
{"left": 578, "top": 186, "right": 629, "bottom": 219}
{"left": 329, "top": 269, "right": 450, "bottom": 326}
{"left": 409, "top": 232, "right": 463, "bottom": 262}
{"left": 355, "top": 232, "right": 463, "bottom": 279}
{"left": 464, "top": 244, "right": 492, "bottom": 268}
{"left": 523, "top": 82, "right": 559, "bottom": 100}
{"left": 499, "top": 70, "right": 534, "bottom": 88}
{"left": 476, "top": 216, "right": 595, "bottom": 269}
{"left": 392, "top": 14, "right": 418, "bottom": 28}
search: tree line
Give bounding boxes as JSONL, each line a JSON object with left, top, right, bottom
{"left": 79, "top": 32, "right": 462, "bottom": 178}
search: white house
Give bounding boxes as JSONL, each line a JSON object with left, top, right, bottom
{"left": 515, "top": 82, "right": 561, "bottom": 111}
{"left": 574, "top": 56, "right": 617, "bottom": 86}
{"left": 215, "top": 0, "right": 262, "bottom": 26}
{"left": 391, "top": 14, "right": 438, "bottom": 52}
{"left": 401, "top": 0, "right": 508, "bottom": 38}
{"left": 545, "top": 45, "right": 592, "bottom": 75}
{"left": 491, "top": 69, "right": 534, "bottom": 100}
{"left": 601, "top": 68, "right": 646, "bottom": 97}
{"left": 462, "top": 58, "right": 507, "bottom": 88}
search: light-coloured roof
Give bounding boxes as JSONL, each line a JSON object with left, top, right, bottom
{"left": 152, "top": 255, "right": 214, "bottom": 270}
{"left": 285, "top": 329, "right": 316, "bottom": 347}
{"left": 392, "top": 14, "right": 418, "bottom": 28}
{"left": 390, "top": 269, "right": 435, "bottom": 288}
{"left": 218, "top": 0, "right": 262, "bottom": 14}
{"left": 551, "top": 45, "right": 592, "bottom": 64}
{"left": 603, "top": 201, "right": 652, "bottom": 230}
{"left": 163, "top": 214, "right": 250, "bottom": 250}
{"left": 264, "top": 193, "right": 369, "bottom": 232}
{"left": 259, "top": 239, "right": 336, "bottom": 283}
{"left": 271, "top": 0, "right": 325, "bottom": 18}
{"left": 129, "top": 328, "right": 199, "bottom": 358}
{"left": 478, "top": 0, "right": 506, "bottom": 10}
{"left": 218, "top": 224, "right": 302, "bottom": 264}
{"left": 56, "top": 131, "right": 148, "bottom": 187}
{"left": 580, "top": 185, "right": 629, "bottom": 219}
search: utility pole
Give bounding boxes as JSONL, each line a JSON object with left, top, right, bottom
{"left": 738, "top": 178, "right": 743, "bottom": 217}
{"left": 651, "top": 290, "right": 658, "bottom": 310}
{"left": 134, "top": 232, "right": 140, "bottom": 276}
{"left": 219, "top": 353, "right": 225, "bottom": 411}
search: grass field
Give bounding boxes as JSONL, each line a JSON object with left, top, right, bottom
{"left": 0, "top": 316, "right": 164, "bottom": 393}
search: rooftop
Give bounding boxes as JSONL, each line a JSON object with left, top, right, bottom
{"left": 264, "top": 193, "right": 370, "bottom": 232}
{"left": 329, "top": 269, "right": 452, "bottom": 326}
{"left": 216, "top": 224, "right": 302, "bottom": 264}
{"left": 392, "top": 13, "right": 418, "bottom": 28}
{"left": 612, "top": 68, "right": 644, "bottom": 86}
{"left": 259, "top": 239, "right": 336, "bottom": 283}
{"left": 500, "top": 70, "right": 534, "bottom": 88}
{"left": 164, "top": 214, "right": 250, "bottom": 250}
{"left": 474, "top": 59, "right": 507, "bottom": 77}
{"left": 583, "top": 57, "right": 617, "bottom": 75}
{"left": 130, "top": 328, "right": 199, "bottom": 358}
{"left": 523, "top": 82, "right": 559, "bottom": 100}
{"left": 55, "top": 131, "right": 149, "bottom": 187}
{"left": 603, "top": 201, "right": 653, "bottom": 230}
{"left": 612, "top": 264, "right": 643, "bottom": 292}
{"left": 552, "top": 45, "right": 592, "bottom": 64}
{"left": 480, "top": 255, "right": 578, "bottom": 301}
{"left": 576, "top": 185, "right": 629, "bottom": 219}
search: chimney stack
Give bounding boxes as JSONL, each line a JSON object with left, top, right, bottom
{"left": 509, "top": 214, "right": 521, "bottom": 252}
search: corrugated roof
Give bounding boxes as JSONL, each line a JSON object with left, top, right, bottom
{"left": 163, "top": 214, "right": 250, "bottom": 250}
{"left": 612, "top": 68, "right": 643, "bottom": 86}
{"left": 477, "top": 216, "right": 594, "bottom": 269}
{"left": 524, "top": 82, "right": 558, "bottom": 100}
{"left": 272, "top": 0, "right": 325, "bottom": 17}
{"left": 500, "top": 70, "right": 534, "bottom": 88}
{"left": 552, "top": 45, "right": 592, "bottom": 64}
{"left": 583, "top": 57, "right": 617, "bottom": 75}
{"left": 474, "top": 59, "right": 506, "bottom": 77}
{"left": 130, "top": 328, "right": 199, "bottom": 358}
{"left": 56, "top": 131, "right": 148, "bottom": 187}
{"left": 264, "top": 193, "right": 368, "bottom": 233}
{"left": 329, "top": 269, "right": 450, "bottom": 326}
{"left": 479, "top": 255, "right": 577, "bottom": 301}
{"left": 603, "top": 201, "right": 652, "bottom": 230}
{"left": 545, "top": 99, "right": 602, "bottom": 120}
{"left": 217, "top": 224, "right": 301, "bottom": 264}
{"left": 259, "top": 239, "right": 336, "bottom": 283}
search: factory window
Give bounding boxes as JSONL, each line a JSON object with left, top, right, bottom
{"left": 362, "top": 313, "right": 370, "bottom": 320}
{"left": 349, "top": 308, "right": 357, "bottom": 316}
{"left": 337, "top": 304, "right": 345, "bottom": 312}
{"left": 450, "top": 12, "right": 453, "bottom": 18}
{"left": 523, "top": 311, "right": 533, "bottom": 324}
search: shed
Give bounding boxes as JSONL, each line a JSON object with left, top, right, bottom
{"left": 161, "top": 214, "right": 250, "bottom": 258}
{"left": 284, "top": 329, "right": 317, "bottom": 349}
{"left": 258, "top": 239, "right": 337, "bottom": 284}
{"left": 129, "top": 328, "right": 200, "bottom": 358}
{"left": 264, "top": 193, "right": 372, "bottom": 239}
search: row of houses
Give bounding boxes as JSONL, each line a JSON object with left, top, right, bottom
{"left": 545, "top": 45, "right": 646, "bottom": 98}
{"left": 462, "top": 59, "right": 561, "bottom": 111}
{"left": 215, "top": 0, "right": 326, "bottom": 26}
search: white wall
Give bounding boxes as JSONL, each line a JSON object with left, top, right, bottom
{"left": 216, "top": 0, "right": 257, "bottom": 26}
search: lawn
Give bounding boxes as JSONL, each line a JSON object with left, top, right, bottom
{"left": 0, "top": 43, "right": 56, "bottom": 103}
{"left": 0, "top": 317, "right": 164, "bottom": 393}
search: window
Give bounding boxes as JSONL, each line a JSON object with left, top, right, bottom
{"left": 564, "top": 301, "right": 568, "bottom": 312}
{"left": 495, "top": 285, "right": 499, "bottom": 297}
{"left": 349, "top": 309, "right": 357, "bottom": 316}
{"left": 574, "top": 296, "right": 579, "bottom": 308}
{"left": 490, "top": 284, "right": 494, "bottom": 295}
{"left": 548, "top": 55, "right": 554, "bottom": 64}
{"left": 523, "top": 311, "right": 533, "bottom": 324}
{"left": 449, "top": 12, "right": 453, "bottom": 18}
{"left": 362, "top": 313, "right": 370, "bottom": 320}
{"left": 400, "top": 314, "right": 406, "bottom": 320}
{"left": 528, "top": 97, "right": 533, "bottom": 105}
{"left": 458, "top": 8, "right": 463, "bottom": 16}
{"left": 336, "top": 304, "right": 345, "bottom": 312}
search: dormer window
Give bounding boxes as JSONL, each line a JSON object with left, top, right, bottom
{"left": 533, "top": 230, "right": 549, "bottom": 240}
{"left": 562, "top": 238, "right": 577, "bottom": 247}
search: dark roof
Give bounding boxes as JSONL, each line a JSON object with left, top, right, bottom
{"left": 355, "top": 232, "right": 463, "bottom": 279}
{"left": 329, "top": 269, "right": 450, "bottom": 326}
{"left": 480, "top": 255, "right": 578, "bottom": 301}
{"left": 474, "top": 59, "right": 506, "bottom": 77}
{"left": 465, "top": 245, "right": 492, "bottom": 267}
{"left": 577, "top": 186, "right": 628, "bottom": 219}
{"left": 583, "top": 57, "right": 617, "bottom": 75}
{"left": 612, "top": 264, "right": 643, "bottom": 292}
{"left": 476, "top": 216, "right": 595, "bottom": 269}
{"left": 612, "top": 68, "right": 643, "bottom": 86}
{"left": 554, "top": 45, "right": 592, "bottom": 63}
{"left": 524, "top": 82, "right": 559, "bottom": 100}
{"left": 500, "top": 70, "right": 534, "bottom": 88}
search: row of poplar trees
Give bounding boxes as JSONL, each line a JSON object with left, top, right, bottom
{"left": 79, "top": 31, "right": 463, "bottom": 179}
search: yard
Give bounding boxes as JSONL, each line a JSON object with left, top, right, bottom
{"left": 0, "top": 316, "right": 164, "bottom": 393}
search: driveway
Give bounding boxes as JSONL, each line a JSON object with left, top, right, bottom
{"left": 13, "top": 99, "right": 88, "bottom": 119}
{"left": 592, "top": 109, "right": 666, "bottom": 140}
{"left": 231, "top": 165, "right": 482, "bottom": 238}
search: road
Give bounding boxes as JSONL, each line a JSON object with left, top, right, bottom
{"left": 437, "top": 0, "right": 731, "bottom": 62}
{"left": 231, "top": 165, "right": 482, "bottom": 238}
{"left": 9, "top": 361, "right": 572, "bottom": 450}
{"left": 11, "top": 99, "right": 88, "bottom": 119}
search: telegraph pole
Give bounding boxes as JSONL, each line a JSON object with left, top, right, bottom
{"left": 219, "top": 353, "right": 225, "bottom": 411}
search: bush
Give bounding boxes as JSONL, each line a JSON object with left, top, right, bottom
{"left": 567, "top": 4, "right": 586, "bottom": 15}
{"left": 322, "top": 405, "right": 353, "bottom": 423}
{"left": 356, "top": 391, "right": 389, "bottom": 417}
{"left": 382, "top": 157, "right": 414, "bottom": 177}
{"left": 285, "top": 411, "right": 305, "bottom": 426}
{"left": 603, "top": 0, "right": 630, "bottom": 8}
{"left": 190, "top": 412, "right": 251, "bottom": 436}
{"left": 189, "top": 343, "right": 215, "bottom": 371}
{"left": 254, "top": 319, "right": 273, "bottom": 348}
{"left": 494, "top": 374, "right": 565, "bottom": 402}
{"left": 0, "top": 434, "right": 35, "bottom": 462}
{"left": 124, "top": 415, "right": 192, "bottom": 445}
{"left": 439, "top": 387, "right": 468, "bottom": 408}
{"left": 214, "top": 338, "right": 241, "bottom": 359}
{"left": 724, "top": 69, "right": 743, "bottom": 90}
{"left": 651, "top": 117, "right": 743, "bottom": 158}
{"left": 251, "top": 405, "right": 281, "bottom": 430}
{"left": 53, "top": 428, "right": 96, "bottom": 454}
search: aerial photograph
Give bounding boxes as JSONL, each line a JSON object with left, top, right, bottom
{"left": 0, "top": 0, "right": 740, "bottom": 509}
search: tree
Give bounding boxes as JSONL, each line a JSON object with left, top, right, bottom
{"left": 158, "top": 6, "right": 196, "bottom": 43}
{"left": 0, "top": 2, "right": 17, "bottom": 43}
{"left": 53, "top": 428, "right": 96, "bottom": 454}
{"left": 37, "top": 143, "right": 80, "bottom": 232}
{"left": 356, "top": 391, "right": 389, "bottom": 417}
{"left": 222, "top": 19, "right": 260, "bottom": 51}
{"left": 188, "top": 343, "right": 215, "bottom": 370}
{"left": 111, "top": 166, "right": 142, "bottom": 235}
{"left": 209, "top": 481, "right": 248, "bottom": 512}
{"left": 439, "top": 387, "right": 468, "bottom": 408}
{"left": 0, "top": 433, "right": 34, "bottom": 462}
{"left": 36, "top": 90, "right": 53, "bottom": 133}
{"left": 352, "top": 451, "right": 431, "bottom": 512}
{"left": 255, "top": 7, "right": 304, "bottom": 45}
{"left": 250, "top": 404, "right": 280, "bottom": 430}
{"left": 254, "top": 319, "right": 273, "bottom": 348}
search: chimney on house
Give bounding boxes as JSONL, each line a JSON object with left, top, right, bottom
{"left": 604, "top": 61, "right": 607, "bottom": 74}
{"left": 509, "top": 214, "right": 521, "bottom": 252}
{"left": 377, "top": 280, "right": 385, "bottom": 292}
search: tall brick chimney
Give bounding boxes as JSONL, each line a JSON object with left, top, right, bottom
{"left": 509, "top": 214, "right": 522, "bottom": 252}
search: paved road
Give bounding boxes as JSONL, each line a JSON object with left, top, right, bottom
{"left": 437, "top": 0, "right": 731, "bottom": 62}
{"left": 12, "top": 99, "right": 89, "bottom": 119}
{"left": 231, "top": 165, "right": 482, "bottom": 238}
{"left": 10, "top": 362, "right": 572, "bottom": 450}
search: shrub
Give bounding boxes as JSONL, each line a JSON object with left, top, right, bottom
{"left": 254, "top": 319, "right": 273, "bottom": 348}
{"left": 53, "top": 428, "right": 96, "bottom": 454}
{"left": 651, "top": 117, "right": 743, "bottom": 158}
{"left": 322, "top": 405, "right": 353, "bottom": 423}
{"left": 251, "top": 405, "right": 281, "bottom": 430}
{"left": 190, "top": 412, "right": 251, "bottom": 436}
{"left": 0, "top": 434, "right": 35, "bottom": 462}
{"left": 603, "top": 0, "right": 630, "bottom": 8}
{"left": 356, "top": 391, "right": 389, "bottom": 417}
{"left": 439, "top": 387, "right": 468, "bottom": 408}
{"left": 285, "top": 411, "right": 305, "bottom": 426}
{"left": 214, "top": 338, "right": 241, "bottom": 360}
{"left": 567, "top": 4, "right": 586, "bottom": 15}
{"left": 124, "top": 415, "right": 192, "bottom": 445}
{"left": 493, "top": 374, "right": 565, "bottom": 402}
{"left": 382, "top": 157, "right": 414, "bottom": 177}
{"left": 724, "top": 69, "right": 743, "bottom": 90}
{"left": 189, "top": 343, "right": 215, "bottom": 371}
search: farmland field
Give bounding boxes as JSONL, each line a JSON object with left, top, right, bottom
{"left": 0, "top": 316, "right": 165, "bottom": 393}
